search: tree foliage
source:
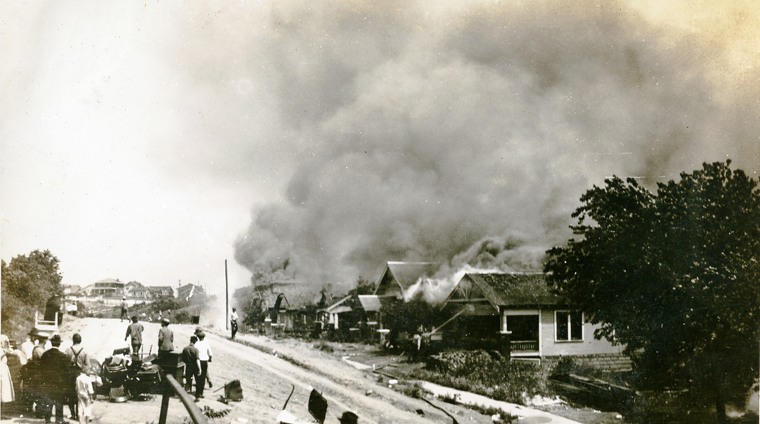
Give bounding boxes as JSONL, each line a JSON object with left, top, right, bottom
{"left": 545, "top": 161, "right": 760, "bottom": 419}
{"left": 1, "top": 250, "right": 64, "bottom": 340}
{"left": 347, "top": 275, "right": 375, "bottom": 296}
{"left": 381, "top": 299, "right": 439, "bottom": 339}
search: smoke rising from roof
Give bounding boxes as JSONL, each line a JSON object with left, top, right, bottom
{"left": 406, "top": 264, "right": 502, "bottom": 306}
{"left": 229, "top": 1, "right": 760, "bottom": 292}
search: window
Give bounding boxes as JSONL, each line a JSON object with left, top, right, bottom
{"left": 555, "top": 311, "right": 583, "bottom": 341}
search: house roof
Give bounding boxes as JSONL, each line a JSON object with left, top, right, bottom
{"left": 325, "top": 295, "right": 352, "bottom": 312}
{"left": 149, "top": 286, "right": 174, "bottom": 292}
{"left": 93, "top": 278, "right": 122, "bottom": 285}
{"left": 329, "top": 306, "right": 352, "bottom": 314}
{"left": 387, "top": 262, "right": 439, "bottom": 290}
{"left": 375, "top": 261, "right": 440, "bottom": 297}
{"left": 357, "top": 295, "right": 381, "bottom": 312}
{"left": 243, "top": 281, "right": 319, "bottom": 308}
{"left": 357, "top": 294, "right": 396, "bottom": 312}
{"left": 456, "top": 273, "right": 561, "bottom": 308}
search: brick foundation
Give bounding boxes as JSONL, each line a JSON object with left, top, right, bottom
{"left": 543, "top": 353, "right": 633, "bottom": 372}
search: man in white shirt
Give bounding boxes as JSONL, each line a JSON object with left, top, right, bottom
{"left": 230, "top": 308, "right": 239, "bottom": 340}
{"left": 194, "top": 332, "right": 213, "bottom": 396}
{"left": 20, "top": 335, "right": 34, "bottom": 360}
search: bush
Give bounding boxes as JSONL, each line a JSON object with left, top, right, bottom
{"left": 413, "top": 350, "right": 548, "bottom": 404}
{"left": 397, "top": 382, "right": 424, "bottom": 399}
{"left": 172, "top": 310, "right": 191, "bottom": 324}
{"left": 314, "top": 342, "right": 334, "bottom": 353}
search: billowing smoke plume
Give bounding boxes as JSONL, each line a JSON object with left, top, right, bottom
{"left": 228, "top": 1, "right": 759, "bottom": 292}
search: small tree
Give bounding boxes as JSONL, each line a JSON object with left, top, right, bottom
{"left": 545, "top": 161, "right": 760, "bottom": 422}
{"left": 381, "top": 299, "right": 439, "bottom": 349}
{"left": 1, "top": 250, "right": 64, "bottom": 340}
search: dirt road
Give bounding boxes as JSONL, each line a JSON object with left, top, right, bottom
{"left": 3, "top": 317, "right": 496, "bottom": 424}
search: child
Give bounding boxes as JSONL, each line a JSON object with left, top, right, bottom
{"left": 75, "top": 366, "right": 94, "bottom": 424}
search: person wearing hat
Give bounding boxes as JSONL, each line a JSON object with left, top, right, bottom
{"left": 120, "top": 297, "right": 128, "bottom": 322}
{"left": 40, "top": 334, "right": 69, "bottom": 423}
{"left": 181, "top": 335, "right": 201, "bottom": 400}
{"left": 158, "top": 319, "right": 174, "bottom": 359}
{"left": 338, "top": 411, "right": 359, "bottom": 424}
{"left": 194, "top": 331, "right": 213, "bottom": 393}
{"left": 124, "top": 315, "right": 145, "bottom": 356}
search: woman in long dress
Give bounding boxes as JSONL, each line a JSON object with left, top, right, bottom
{"left": 0, "top": 334, "right": 16, "bottom": 403}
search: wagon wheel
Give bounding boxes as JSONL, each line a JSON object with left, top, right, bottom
{"left": 92, "top": 359, "right": 108, "bottom": 399}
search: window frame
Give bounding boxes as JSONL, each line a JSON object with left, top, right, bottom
{"left": 554, "top": 310, "right": 584, "bottom": 342}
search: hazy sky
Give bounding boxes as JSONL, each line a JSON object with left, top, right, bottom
{"left": 1, "top": 1, "right": 758, "bottom": 298}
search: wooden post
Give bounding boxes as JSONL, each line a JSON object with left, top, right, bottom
{"left": 158, "top": 384, "right": 171, "bottom": 424}
{"left": 158, "top": 374, "right": 208, "bottom": 424}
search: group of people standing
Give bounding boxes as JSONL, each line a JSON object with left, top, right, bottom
{"left": 2, "top": 306, "right": 240, "bottom": 422}
{"left": 18, "top": 333, "right": 95, "bottom": 424}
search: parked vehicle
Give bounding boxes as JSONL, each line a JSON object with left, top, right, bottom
{"left": 97, "top": 348, "right": 163, "bottom": 400}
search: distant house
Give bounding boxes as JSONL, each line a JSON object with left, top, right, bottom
{"left": 317, "top": 294, "right": 380, "bottom": 341}
{"left": 357, "top": 295, "right": 382, "bottom": 327}
{"left": 440, "top": 272, "right": 626, "bottom": 360}
{"left": 373, "top": 261, "right": 440, "bottom": 300}
{"left": 268, "top": 293, "right": 290, "bottom": 323}
{"left": 322, "top": 295, "right": 353, "bottom": 330}
{"left": 124, "top": 281, "right": 151, "bottom": 299}
{"left": 62, "top": 285, "right": 81, "bottom": 296}
{"left": 263, "top": 292, "right": 313, "bottom": 334}
{"left": 148, "top": 286, "right": 175, "bottom": 298}
{"left": 80, "top": 278, "right": 125, "bottom": 298}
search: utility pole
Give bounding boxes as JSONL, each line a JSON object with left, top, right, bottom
{"left": 225, "top": 260, "right": 229, "bottom": 331}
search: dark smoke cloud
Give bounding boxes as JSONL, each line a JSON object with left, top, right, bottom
{"left": 226, "top": 1, "right": 759, "bottom": 292}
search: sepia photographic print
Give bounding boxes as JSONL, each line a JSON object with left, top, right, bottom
{"left": 1, "top": 2, "right": 759, "bottom": 423}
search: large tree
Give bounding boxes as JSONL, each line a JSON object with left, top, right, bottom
{"left": 1, "top": 249, "right": 64, "bottom": 340}
{"left": 545, "top": 161, "right": 760, "bottom": 421}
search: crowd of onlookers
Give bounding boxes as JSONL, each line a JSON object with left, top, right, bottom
{"left": 1, "top": 333, "right": 96, "bottom": 424}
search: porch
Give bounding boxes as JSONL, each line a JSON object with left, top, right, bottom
{"left": 505, "top": 312, "right": 540, "bottom": 356}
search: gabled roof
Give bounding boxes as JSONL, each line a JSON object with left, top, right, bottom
{"left": 325, "top": 295, "right": 352, "bottom": 313}
{"left": 447, "top": 272, "right": 560, "bottom": 308}
{"left": 374, "top": 261, "right": 440, "bottom": 296}
{"left": 357, "top": 295, "right": 380, "bottom": 312}
{"left": 357, "top": 294, "right": 395, "bottom": 312}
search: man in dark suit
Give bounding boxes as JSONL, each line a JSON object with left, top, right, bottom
{"left": 40, "top": 334, "right": 70, "bottom": 423}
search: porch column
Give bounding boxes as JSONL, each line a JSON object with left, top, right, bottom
{"left": 264, "top": 316, "right": 273, "bottom": 336}
{"left": 499, "top": 331, "right": 512, "bottom": 358}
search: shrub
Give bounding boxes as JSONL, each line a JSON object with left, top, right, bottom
{"left": 397, "top": 383, "right": 424, "bottom": 399}
{"left": 413, "top": 350, "right": 548, "bottom": 404}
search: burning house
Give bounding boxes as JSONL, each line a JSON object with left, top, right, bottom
{"left": 373, "top": 261, "right": 441, "bottom": 300}
{"left": 439, "top": 272, "right": 628, "bottom": 365}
